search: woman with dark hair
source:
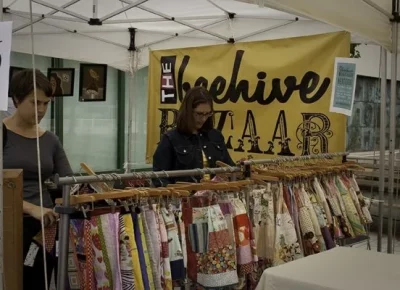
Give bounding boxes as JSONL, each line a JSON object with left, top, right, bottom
{"left": 4, "top": 69, "right": 73, "bottom": 289}
{"left": 152, "top": 86, "right": 234, "bottom": 186}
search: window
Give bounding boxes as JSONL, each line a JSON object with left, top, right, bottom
{"left": 63, "top": 60, "right": 118, "bottom": 172}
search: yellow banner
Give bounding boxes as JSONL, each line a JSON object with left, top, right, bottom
{"left": 146, "top": 32, "right": 350, "bottom": 163}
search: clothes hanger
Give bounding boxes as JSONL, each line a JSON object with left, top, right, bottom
{"left": 55, "top": 188, "right": 140, "bottom": 206}
{"left": 168, "top": 180, "right": 242, "bottom": 192}
{"left": 80, "top": 162, "right": 113, "bottom": 192}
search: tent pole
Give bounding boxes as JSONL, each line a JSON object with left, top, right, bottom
{"left": 93, "top": 0, "right": 98, "bottom": 18}
{"left": 378, "top": 46, "right": 387, "bottom": 252}
{"left": 126, "top": 71, "right": 133, "bottom": 172}
{"left": 388, "top": 1, "right": 399, "bottom": 253}
{"left": 0, "top": 1, "right": 5, "bottom": 289}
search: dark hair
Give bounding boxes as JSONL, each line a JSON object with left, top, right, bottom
{"left": 9, "top": 69, "right": 52, "bottom": 107}
{"left": 176, "top": 86, "right": 214, "bottom": 134}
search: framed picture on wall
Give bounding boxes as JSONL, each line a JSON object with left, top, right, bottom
{"left": 79, "top": 63, "right": 107, "bottom": 102}
{"left": 47, "top": 68, "right": 75, "bottom": 97}
{"left": 9, "top": 66, "right": 24, "bottom": 83}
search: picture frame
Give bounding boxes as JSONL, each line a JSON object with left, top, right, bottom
{"left": 9, "top": 66, "right": 24, "bottom": 83}
{"left": 47, "top": 68, "right": 75, "bottom": 97}
{"left": 79, "top": 63, "right": 108, "bottom": 102}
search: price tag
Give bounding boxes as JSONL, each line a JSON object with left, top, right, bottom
{"left": 24, "top": 242, "right": 39, "bottom": 267}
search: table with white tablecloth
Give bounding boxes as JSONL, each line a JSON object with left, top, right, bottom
{"left": 256, "top": 247, "right": 400, "bottom": 290}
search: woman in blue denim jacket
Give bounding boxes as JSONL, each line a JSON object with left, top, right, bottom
{"left": 152, "top": 86, "right": 234, "bottom": 186}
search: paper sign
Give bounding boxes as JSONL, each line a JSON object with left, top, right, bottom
{"left": 24, "top": 242, "right": 39, "bottom": 267}
{"left": 329, "top": 57, "right": 357, "bottom": 116}
{"left": 0, "top": 22, "right": 12, "bottom": 111}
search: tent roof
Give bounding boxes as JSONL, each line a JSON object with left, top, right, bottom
{"left": 3, "top": 0, "right": 351, "bottom": 71}
{"left": 239, "top": 0, "right": 393, "bottom": 52}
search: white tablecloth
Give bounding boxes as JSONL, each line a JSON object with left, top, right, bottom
{"left": 256, "top": 247, "right": 400, "bottom": 290}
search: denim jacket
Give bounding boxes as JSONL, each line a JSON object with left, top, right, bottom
{"left": 152, "top": 128, "right": 234, "bottom": 186}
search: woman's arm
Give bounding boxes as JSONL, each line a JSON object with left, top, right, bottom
{"left": 23, "top": 200, "right": 38, "bottom": 216}
{"left": 23, "top": 201, "right": 58, "bottom": 227}
{"left": 152, "top": 134, "right": 174, "bottom": 186}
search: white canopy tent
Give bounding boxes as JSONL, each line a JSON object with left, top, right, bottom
{"left": 236, "top": 0, "right": 400, "bottom": 256}
{"left": 1, "top": 0, "right": 355, "bottom": 71}
{"left": 240, "top": 0, "right": 394, "bottom": 51}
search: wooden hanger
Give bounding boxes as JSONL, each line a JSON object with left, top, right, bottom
{"left": 251, "top": 173, "right": 279, "bottom": 183}
{"left": 168, "top": 180, "right": 252, "bottom": 192}
{"left": 55, "top": 188, "right": 139, "bottom": 206}
{"left": 55, "top": 187, "right": 177, "bottom": 206}
{"left": 80, "top": 162, "right": 113, "bottom": 192}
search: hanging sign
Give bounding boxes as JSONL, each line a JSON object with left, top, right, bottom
{"left": 146, "top": 32, "right": 350, "bottom": 163}
{"left": 329, "top": 57, "right": 357, "bottom": 116}
{"left": 0, "top": 21, "right": 12, "bottom": 111}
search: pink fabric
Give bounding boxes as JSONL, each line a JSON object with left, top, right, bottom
{"left": 158, "top": 210, "right": 172, "bottom": 290}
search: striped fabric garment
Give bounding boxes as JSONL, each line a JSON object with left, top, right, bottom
{"left": 118, "top": 214, "right": 136, "bottom": 290}
{"left": 188, "top": 223, "right": 209, "bottom": 253}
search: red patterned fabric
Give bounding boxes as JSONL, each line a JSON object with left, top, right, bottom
{"left": 33, "top": 223, "right": 57, "bottom": 254}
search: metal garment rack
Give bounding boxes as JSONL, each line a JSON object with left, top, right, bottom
{"left": 54, "top": 166, "right": 242, "bottom": 290}
{"left": 54, "top": 152, "right": 349, "bottom": 290}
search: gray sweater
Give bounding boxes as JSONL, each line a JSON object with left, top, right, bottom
{"left": 3, "top": 128, "right": 73, "bottom": 208}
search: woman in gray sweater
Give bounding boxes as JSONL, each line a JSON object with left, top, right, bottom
{"left": 3, "top": 69, "right": 73, "bottom": 289}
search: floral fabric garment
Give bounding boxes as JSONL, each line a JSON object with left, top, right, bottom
{"left": 252, "top": 184, "right": 275, "bottom": 270}
{"left": 350, "top": 174, "right": 373, "bottom": 223}
{"left": 273, "top": 183, "right": 303, "bottom": 266}
{"left": 160, "top": 207, "right": 185, "bottom": 281}
{"left": 335, "top": 176, "right": 366, "bottom": 236}
{"left": 157, "top": 209, "right": 173, "bottom": 290}
{"left": 182, "top": 196, "right": 239, "bottom": 289}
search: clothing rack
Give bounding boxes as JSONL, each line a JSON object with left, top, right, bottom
{"left": 54, "top": 152, "right": 350, "bottom": 290}
{"left": 54, "top": 166, "right": 242, "bottom": 290}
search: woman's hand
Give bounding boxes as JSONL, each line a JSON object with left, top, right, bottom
{"left": 28, "top": 205, "right": 59, "bottom": 227}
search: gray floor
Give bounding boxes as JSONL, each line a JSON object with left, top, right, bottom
{"left": 353, "top": 231, "right": 400, "bottom": 254}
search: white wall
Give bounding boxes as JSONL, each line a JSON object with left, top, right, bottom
{"left": 356, "top": 44, "right": 400, "bottom": 80}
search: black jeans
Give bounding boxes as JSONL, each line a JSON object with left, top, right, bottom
{"left": 23, "top": 216, "right": 57, "bottom": 290}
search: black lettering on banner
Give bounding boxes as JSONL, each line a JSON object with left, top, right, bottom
{"left": 226, "top": 136, "right": 234, "bottom": 150}
{"left": 178, "top": 56, "right": 190, "bottom": 101}
{"left": 174, "top": 50, "right": 331, "bottom": 106}
{"left": 160, "top": 56, "right": 177, "bottom": 104}
{"left": 158, "top": 108, "right": 178, "bottom": 140}
{"left": 214, "top": 110, "right": 234, "bottom": 132}
{"left": 239, "top": 110, "right": 263, "bottom": 154}
{"left": 214, "top": 110, "right": 235, "bottom": 150}
{"left": 271, "top": 110, "right": 288, "bottom": 142}
{"left": 296, "top": 113, "right": 333, "bottom": 155}
{"left": 156, "top": 108, "right": 336, "bottom": 156}
{"left": 194, "top": 77, "right": 208, "bottom": 88}
{"left": 269, "top": 110, "right": 295, "bottom": 156}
